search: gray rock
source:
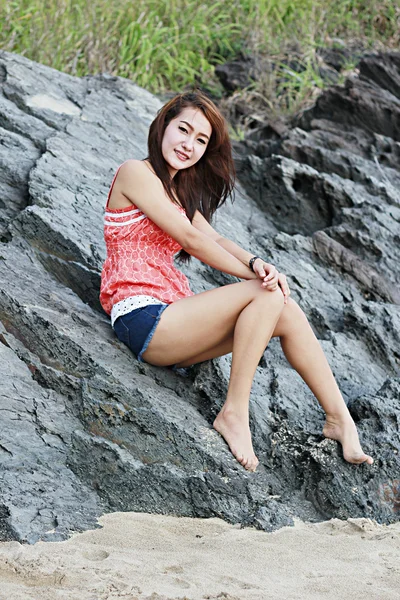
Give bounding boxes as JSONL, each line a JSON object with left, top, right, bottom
{"left": 0, "top": 50, "right": 399, "bottom": 543}
{"left": 313, "top": 231, "right": 400, "bottom": 305}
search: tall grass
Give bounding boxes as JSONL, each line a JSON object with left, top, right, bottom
{"left": 1, "top": 0, "right": 399, "bottom": 107}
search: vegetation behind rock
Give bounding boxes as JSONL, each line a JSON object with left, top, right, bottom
{"left": 1, "top": 0, "right": 399, "bottom": 124}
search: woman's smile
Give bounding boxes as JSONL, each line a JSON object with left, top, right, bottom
{"left": 175, "top": 149, "right": 189, "bottom": 161}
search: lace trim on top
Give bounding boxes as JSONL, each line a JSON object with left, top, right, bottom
{"left": 111, "top": 295, "right": 168, "bottom": 327}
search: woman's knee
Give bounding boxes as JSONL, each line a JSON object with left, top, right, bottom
{"left": 286, "top": 297, "right": 306, "bottom": 317}
{"left": 273, "top": 297, "right": 309, "bottom": 337}
{"left": 280, "top": 297, "right": 309, "bottom": 326}
{"left": 270, "top": 288, "right": 286, "bottom": 310}
{"left": 254, "top": 285, "right": 285, "bottom": 310}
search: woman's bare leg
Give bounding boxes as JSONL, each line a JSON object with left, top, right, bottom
{"left": 272, "top": 299, "right": 373, "bottom": 464}
{"left": 212, "top": 290, "right": 285, "bottom": 470}
{"left": 162, "top": 297, "right": 373, "bottom": 466}
{"left": 144, "top": 287, "right": 372, "bottom": 468}
{"left": 142, "top": 280, "right": 285, "bottom": 470}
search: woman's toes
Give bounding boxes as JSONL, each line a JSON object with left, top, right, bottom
{"left": 246, "top": 457, "right": 258, "bottom": 472}
{"left": 237, "top": 454, "right": 258, "bottom": 471}
{"left": 253, "top": 458, "right": 259, "bottom": 471}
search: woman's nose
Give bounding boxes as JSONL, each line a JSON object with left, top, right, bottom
{"left": 182, "top": 138, "right": 194, "bottom": 150}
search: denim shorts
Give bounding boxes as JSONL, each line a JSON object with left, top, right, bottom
{"left": 113, "top": 304, "right": 169, "bottom": 362}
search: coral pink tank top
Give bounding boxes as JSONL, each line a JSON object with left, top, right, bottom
{"left": 99, "top": 163, "right": 194, "bottom": 315}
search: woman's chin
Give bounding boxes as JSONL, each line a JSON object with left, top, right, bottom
{"left": 169, "top": 160, "right": 190, "bottom": 173}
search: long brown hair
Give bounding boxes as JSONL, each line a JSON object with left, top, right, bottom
{"left": 146, "top": 91, "right": 236, "bottom": 260}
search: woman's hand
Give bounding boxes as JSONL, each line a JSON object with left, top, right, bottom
{"left": 253, "top": 259, "right": 290, "bottom": 304}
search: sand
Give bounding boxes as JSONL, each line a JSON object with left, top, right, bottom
{"left": 0, "top": 512, "right": 399, "bottom": 600}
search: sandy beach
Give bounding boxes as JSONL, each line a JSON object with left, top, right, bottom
{"left": 0, "top": 512, "right": 399, "bottom": 600}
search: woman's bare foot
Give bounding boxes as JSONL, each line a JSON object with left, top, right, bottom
{"left": 213, "top": 408, "right": 259, "bottom": 472}
{"left": 323, "top": 415, "right": 373, "bottom": 465}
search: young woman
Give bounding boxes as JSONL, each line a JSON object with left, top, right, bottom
{"left": 100, "top": 91, "right": 373, "bottom": 472}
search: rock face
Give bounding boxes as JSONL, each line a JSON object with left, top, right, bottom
{"left": 0, "top": 51, "right": 399, "bottom": 543}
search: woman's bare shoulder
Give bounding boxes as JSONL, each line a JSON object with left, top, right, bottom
{"left": 108, "top": 160, "right": 160, "bottom": 210}
{"left": 119, "top": 159, "right": 164, "bottom": 193}
{"left": 119, "top": 159, "right": 157, "bottom": 181}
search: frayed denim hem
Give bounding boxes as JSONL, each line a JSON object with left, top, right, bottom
{"left": 137, "top": 304, "right": 169, "bottom": 362}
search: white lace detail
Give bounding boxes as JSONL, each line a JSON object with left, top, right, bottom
{"left": 104, "top": 208, "right": 141, "bottom": 218}
{"left": 111, "top": 295, "right": 168, "bottom": 327}
{"left": 104, "top": 214, "right": 146, "bottom": 227}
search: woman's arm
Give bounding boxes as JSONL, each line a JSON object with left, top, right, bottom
{"left": 114, "top": 160, "right": 268, "bottom": 281}
{"left": 192, "top": 210, "right": 290, "bottom": 302}
{"left": 193, "top": 211, "right": 255, "bottom": 274}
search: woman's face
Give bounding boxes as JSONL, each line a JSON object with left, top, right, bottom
{"left": 161, "top": 106, "right": 212, "bottom": 177}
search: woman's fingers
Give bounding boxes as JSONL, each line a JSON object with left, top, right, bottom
{"left": 264, "top": 264, "right": 277, "bottom": 281}
{"left": 254, "top": 262, "right": 289, "bottom": 302}
{"left": 277, "top": 273, "right": 290, "bottom": 304}
{"left": 262, "top": 272, "right": 290, "bottom": 304}
{"left": 261, "top": 264, "right": 278, "bottom": 288}
{"left": 253, "top": 259, "right": 266, "bottom": 278}
{"left": 254, "top": 260, "right": 276, "bottom": 281}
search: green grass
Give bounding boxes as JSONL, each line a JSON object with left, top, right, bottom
{"left": 1, "top": 0, "right": 399, "bottom": 115}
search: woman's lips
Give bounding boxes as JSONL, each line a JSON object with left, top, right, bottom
{"left": 175, "top": 150, "right": 189, "bottom": 161}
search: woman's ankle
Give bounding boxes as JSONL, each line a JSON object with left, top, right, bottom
{"left": 324, "top": 409, "right": 354, "bottom": 426}
{"left": 217, "top": 403, "right": 249, "bottom": 421}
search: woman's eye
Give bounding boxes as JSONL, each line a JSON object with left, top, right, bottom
{"left": 178, "top": 125, "right": 206, "bottom": 144}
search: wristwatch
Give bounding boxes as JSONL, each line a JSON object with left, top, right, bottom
{"left": 249, "top": 256, "right": 262, "bottom": 272}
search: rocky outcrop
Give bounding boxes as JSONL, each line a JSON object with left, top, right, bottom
{"left": 0, "top": 51, "right": 399, "bottom": 543}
